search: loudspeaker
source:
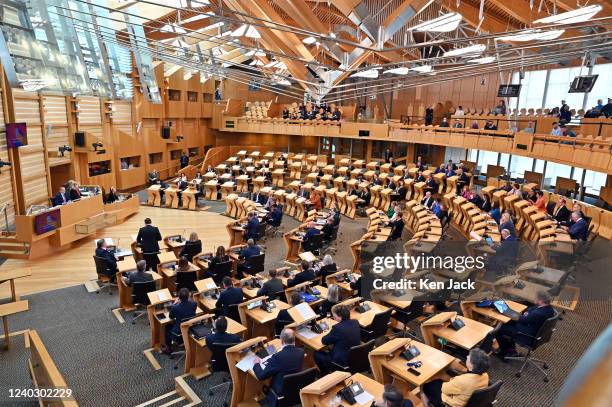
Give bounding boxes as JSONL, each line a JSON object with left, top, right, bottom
{"left": 358, "top": 130, "right": 370, "bottom": 137}
{"left": 161, "top": 126, "right": 170, "bottom": 139}
{"left": 74, "top": 132, "right": 85, "bottom": 147}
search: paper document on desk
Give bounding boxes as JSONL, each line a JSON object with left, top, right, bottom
{"left": 206, "top": 281, "right": 216, "bottom": 290}
{"left": 296, "top": 327, "right": 318, "bottom": 339}
{"left": 236, "top": 352, "right": 258, "bottom": 372}
{"left": 354, "top": 391, "right": 374, "bottom": 405}
{"left": 294, "top": 302, "right": 316, "bottom": 321}
{"left": 157, "top": 291, "right": 170, "bottom": 302}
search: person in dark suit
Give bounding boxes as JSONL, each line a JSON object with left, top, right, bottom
{"left": 550, "top": 197, "right": 571, "bottom": 224}
{"left": 302, "top": 221, "right": 321, "bottom": 252}
{"left": 180, "top": 232, "right": 202, "bottom": 262}
{"left": 66, "top": 181, "right": 81, "bottom": 201}
{"left": 105, "top": 186, "right": 119, "bottom": 204}
{"left": 215, "top": 277, "right": 244, "bottom": 317}
{"left": 205, "top": 316, "right": 242, "bottom": 345}
{"left": 421, "top": 191, "right": 434, "bottom": 208}
{"left": 250, "top": 190, "right": 267, "bottom": 205}
{"left": 480, "top": 194, "right": 492, "bottom": 213}
{"left": 329, "top": 206, "right": 341, "bottom": 227}
{"left": 456, "top": 168, "right": 469, "bottom": 195}
{"left": 237, "top": 239, "right": 262, "bottom": 278}
{"left": 321, "top": 217, "right": 335, "bottom": 242}
{"left": 358, "top": 187, "right": 371, "bottom": 207}
{"left": 391, "top": 181, "right": 406, "bottom": 202}
{"left": 276, "top": 291, "right": 302, "bottom": 333}
{"left": 257, "top": 269, "right": 284, "bottom": 299}
{"left": 488, "top": 229, "right": 518, "bottom": 272}
{"left": 383, "top": 148, "right": 393, "bottom": 164}
{"left": 53, "top": 186, "right": 69, "bottom": 206}
{"left": 180, "top": 151, "right": 189, "bottom": 169}
{"left": 350, "top": 273, "right": 362, "bottom": 296}
{"left": 266, "top": 204, "right": 283, "bottom": 227}
{"left": 425, "top": 174, "right": 438, "bottom": 193}
{"left": 287, "top": 260, "right": 316, "bottom": 287}
{"left": 562, "top": 211, "right": 589, "bottom": 241}
{"left": 123, "top": 260, "right": 153, "bottom": 285}
{"left": 164, "top": 288, "right": 197, "bottom": 353}
{"left": 317, "top": 283, "right": 340, "bottom": 317}
{"left": 137, "top": 218, "right": 162, "bottom": 270}
{"left": 314, "top": 305, "right": 361, "bottom": 373}
{"left": 375, "top": 384, "right": 414, "bottom": 407}
{"left": 244, "top": 212, "right": 260, "bottom": 241}
{"left": 253, "top": 329, "right": 305, "bottom": 407}
{"left": 388, "top": 212, "right": 405, "bottom": 241}
{"left": 95, "top": 239, "right": 117, "bottom": 272}
{"left": 481, "top": 291, "right": 554, "bottom": 358}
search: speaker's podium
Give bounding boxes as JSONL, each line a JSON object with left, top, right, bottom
{"left": 227, "top": 336, "right": 282, "bottom": 406}
{"left": 300, "top": 371, "right": 385, "bottom": 407}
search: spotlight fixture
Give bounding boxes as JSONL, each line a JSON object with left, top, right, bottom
{"left": 0, "top": 158, "right": 11, "bottom": 173}
{"left": 58, "top": 145, "right": 72, "bottom": 157}
{"left": 92, "top": 142, "right": 103, "bottom": 152}
{"left": 176, "top": 135, "right": 184, "bottom": 142}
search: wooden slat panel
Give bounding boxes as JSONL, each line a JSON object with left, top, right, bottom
{"left": 77, "top": 97, "right": 101, "bottom": 125}
{"left": 0, "top": 95, "right": 15, "bottom": 226}
{"left": 42, "top": 96, "right": 68, "bottom": 125}
{"left": 13, "top": 98, "right": 41, "bottom": 124}
{"left": 47, "top": 126, "right": 71, "bottom": 166}
{"left": 112, "top": 101, "right": 131, "bottom": 124}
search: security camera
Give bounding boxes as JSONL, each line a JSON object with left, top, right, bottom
{"left": 59, "top": 145, "right": 72, "bottom": 157}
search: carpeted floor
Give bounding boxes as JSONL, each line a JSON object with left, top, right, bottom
{"left": 1, "top": 198, "right": 610, "bottom": 407}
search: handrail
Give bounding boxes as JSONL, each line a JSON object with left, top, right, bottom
{"left": 0, "top": 203, "right": 11, "bottom": 233}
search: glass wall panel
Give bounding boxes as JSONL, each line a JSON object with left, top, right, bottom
{"left": 583, "top": 170, "right": 607, "bottom": 196}
{"left": 544, "top": 162, "right": 572, "bottom": 188}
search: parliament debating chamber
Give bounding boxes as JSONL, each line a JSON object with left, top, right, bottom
{"left": 0, "top": 0, "right": 611, "bottom": 406}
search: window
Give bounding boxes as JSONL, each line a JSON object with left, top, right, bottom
{"left": 516, "top": 70, "right": 547, "bottom": 110}
{"left": 499, "top": 153, "right": 511, "bottom": 170}
{"left": 352, "top": 140, "right": 365, "bottom": 159}
{"left": 582, "top": 170, "right": 607, "bottom": 196}
{"left": 445, "top": 147, "right": 467, "bottom": 164}
{"left": 509, "top": 155, "right": 533, "bottom": 179}
{"left": 477, "top": 151, "right": 499, "bottom": 174}
{"left": 585, "top": 63, "right": 612, "bottom": 109}
{"left": 170, "top": 150, "right": 182, "bottom": 160}
{"left": 168, "top": 89, "right": 181, "bottom": 101}
{"left": 188, "top": 147, "right": 199, "bottom": 157}
{"left": 187, "top": 91, "right": 198, "bottom": 102}
{"left": 468, "top": 149, "right": 479, "bottom": 163}
{"left": 149, "top": 152, "right": 163, "bottom": 164}
{"left": 88, "top": 160, "right": 111, "bottom": 176}
{"left": 544, "top": 66, "right": 585, "bottom": 110}
{"left": 544, "top": 162, "right": 572, "bottom": 189}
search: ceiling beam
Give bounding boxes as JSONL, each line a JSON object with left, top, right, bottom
{"left": 487, "top": 0, "right": 536, "bottom": 25}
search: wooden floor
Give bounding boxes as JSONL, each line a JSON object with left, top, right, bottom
{"left": 0, "top": 206, "right": 232, "bottom": 299}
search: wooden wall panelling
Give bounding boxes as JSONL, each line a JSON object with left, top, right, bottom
{"left": 0, "top": 87, "right": 16, "bottom": 225}
{"left": 12, "top": 90, "right": 50, "bottom": 209}
{"left": 166, "top": 68, "right": 186, "bottom": 119}
{"left": 111, "top": 100, "right": 145, "bottom": 190}
{"left": 42, "top": 95, "right": 71, "bottom": 167}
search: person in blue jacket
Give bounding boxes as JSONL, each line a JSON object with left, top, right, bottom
{"left": 314, "top": 304, "right": 360, "bottom": 373}
{"left": 165, "top": 288, "right": 197, "bottom": 353}
{"left": 253, "top": 328, "right": 304, "bottom": 407}
{"left": 215, "top": 277, "right": 243, "bottom": 317}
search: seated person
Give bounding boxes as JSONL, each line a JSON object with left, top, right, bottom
{"left": 243, "top": 212, "right": 261, "bottom": 241}
{"left": 317, "top": 283, "right": 340, "bottom": 316}
{"left": 180, "top": 232, "right": 202, "bottom": 262}
{"left": 350, "top": 274, "right": 362, "bottom": 297}
{"left": 421, "top": 191, "right": 434, "bottom": 208}
{"left": 266, "top": 204, "right": 283, "bottom": 227}
{"left": 302, "top": 221, "right": 321, "bottom": 252}
{"left": 431, "top": 198, "right": 443, "bottom": 218}
{"left": 287, "top": 260, "right": 316, "bottom": 287}
{"left": 256, "top": 269, "right": 284, "bottom": 299}
{"left": 391, "top": 181, "right": 407, "bottom": 202}
{"left": 498, "top": 212, "right": 517, "bottom": 238}
{"left": 309, "top": 191, "right": 322, "bottom": 210}
{"left": 533, "top": 190, "right": 547, "bottom": 212}
{"left": 253, "top": 329, "right": 305, "bottom": 407}
{"left": 105, "top": 186, "right": 119, "bottom": 204}
{"left": 550, "top": 197, "right": 570, "bottom": 224}
{"left": 237, "top": 239, "right": 262, "bottom": 278}
{"left": 53, "top": 186, "right": 70, "bottom": 206}
{"left": 250, "top": 190, "right": 267, "bottom": 205}
{"left": 425, "top": 174, "right": 438, "bottom": 192}
{"left": 123, "top": 260, "right": 152, "bottom": 285}
{"left": 388, "top": 211, "right": 405, "bottom": 241}
{"left": 452, "top": 119, "right": 463, "bottom": 128}
{"left": 164, "top": 288, "right": 197, "bottom": 354}
{"left": 276, "top": 291, "right": 302, "bottom": 331}
{"left": 470, "top": 121, "right": 479, "bottom": 129}
{"left": 297, "top": 187, "right": 310, "bottom": 199}
{"left": 560, "top": 211, "right": 589, "bottom": 241}
{"left": 316, "top": 254, "right": 337, "bottom": 279}
{"left": 358, "top": 187, "right": 371, "bottom": 207}
{"left": 480, "top": 194, "right": 492, "bottom": 212}
{"left": 204, "top": 316, "right": 242, "bottom": 345}
{"left": 205, "top": 246, "right": 230, "bottom": 280}
{"left": 480, "top": 291, "right": 554, "bottom": 358}
{"left": 421, "top": 349, "right": 490, "bottom": 407}
{"left": 488, "top": 202, "right": 501, "bottom": 224}
{"left": 321, "top": 217, "right": 335, "bottom": 242}
{"left": 314, "top": 305, "right": 360, "bottom": 373}
{"left": 95, "top": 238, "right": 118, "bottom": 273}
{"left": 148, "top": 170, "right": 160, "bottom": 186}
{"left": 484, "top": 120, "right": 498, "bottom": 130}
{"left": 439, "top": 117, "right": 450, "bottom": 127}
{"left": 215, "top": 277, "right": 244, "bottom": 317}
{"left": 374, "top": 384, "right": 414, "bottom": 407}
{"left": 488, "top": 229, "right": 518, "bottom": 272}
{"left": 455, "top": 168, "right": 469, "bottom": 195}
{"left": 328, "top": 206, "right": 341, "bottom": 227}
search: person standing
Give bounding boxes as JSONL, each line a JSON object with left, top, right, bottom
{"left": 136, "top": 218, "right": 162, "bottom": 270}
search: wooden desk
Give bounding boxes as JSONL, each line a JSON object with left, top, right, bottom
{"left": 0, "top": 300, "right": 29, "bottom": 349}
{"left": 421, "top": 312, "right": 493, "bottom": 350}
{"left": 227, "top": 337, "right": 282, "bottom": 406}
{"left": 165, "top": 184, "right": 180, "bottom": 208}
{"left": 0, "top": 269, "right": 31, "bottom": 301}
{"left": 227, "top": 220, "right": 246, "bottom": 248}
{"left": 461, "top": 300, "right": 527, "bottom": 325}
{"left": 182, "top": 186, "right": 198, "bottom": 210}
{"left": 284, "top": 229, "right": 303, "bottom": 262}
{"left": 159, "top": 262, "right": 199, "bottom": 292}
{"left": 204, "top": 180, "right": 218, "bottom": 200}
{"left": 348, "top": 300, "right": 390, "bottom": 328}
{"left": 147, "top": 288, "right": 175, "bottom": 351}
{"left": 193, "top": 278, "right": 219, "bottom": 312}
{"left": 301, "top": 372, "right": 384, "bottom": 407}
{"left": 181, "top": 314, "right": 246, "bottom": 379}
{"left": 239, "top": 297, "right": 291, "bottom": 338}
{"left": 294, "top": 317, "right": 338, "bottom": 352}
{"left": 370, "top": 338, "right": 454, "bottom": 388}
{"left": 147, "top": 184, "right": 162, "bottom": 206}
{"left": 220, "top": 182, "right": 235, "bottom": 200}
{"left": 325, "top": 269, "right": 358, "bottom": 297}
